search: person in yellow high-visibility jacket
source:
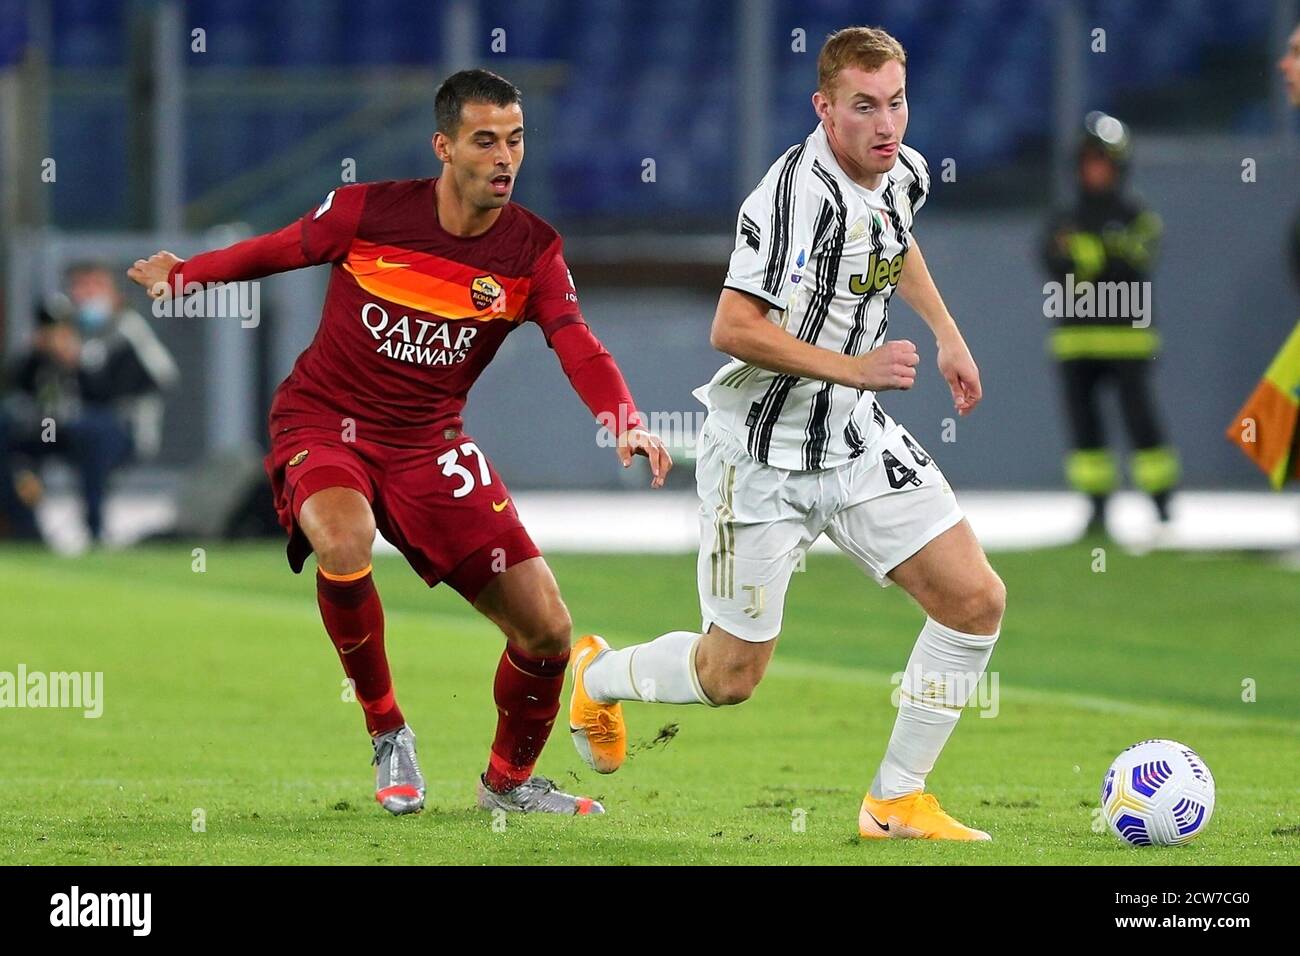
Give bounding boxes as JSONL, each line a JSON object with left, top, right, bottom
{"left": 1041, "top": 112, "right": 1180, "bottom": 535}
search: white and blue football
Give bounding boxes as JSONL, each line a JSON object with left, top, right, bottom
{"left": 1101, "top": 739, "right": 1215, "bottom": 846}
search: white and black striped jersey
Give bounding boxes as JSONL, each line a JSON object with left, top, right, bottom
{"left": 694, "top": 122, "right": 931, "bottom": 471}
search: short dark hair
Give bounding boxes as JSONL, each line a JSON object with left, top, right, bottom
{"left": 435, "top": 69, "right": 522, "bottom": 136}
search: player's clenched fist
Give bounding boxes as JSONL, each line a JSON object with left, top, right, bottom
{"left": 126, "top": 251, "right": 183, "bottom": 300}
{"left": 848, "top": 339, "right": 919, "bottom": 391}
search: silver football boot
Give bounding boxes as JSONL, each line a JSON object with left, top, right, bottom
{"left": 372, "top": 724, "right": 426, "bottom": 815}
{"left": 475, "top": 774, "right": 604, "bottom": 815}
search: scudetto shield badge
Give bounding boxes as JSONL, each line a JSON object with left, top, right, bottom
{"left": 470, "top": 274, "right": 503, "bottom": 312}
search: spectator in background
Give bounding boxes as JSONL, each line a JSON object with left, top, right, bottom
{"left": 1281, "top": 22, "right": 1300, "bottom": 284}
{"left": 1041, "top": 112, "right": 1179, "bottom": 537}
{"left": 0, "top": 262, "right": 179, "bottom": 544}
{"left": 1225, "top": 24, "right": 1300, "bottom": 496}
{"left": 1226, "top": 24, "right": 1300, "bottom": 501}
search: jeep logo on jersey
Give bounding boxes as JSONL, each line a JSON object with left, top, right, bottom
{"left": 850, "top": 251, "right": 906, "bottom": 296}
{"left": 470, "top": 274, "right": 503, "bottom": 312}
{"left": 360, "top": 301, "right": 479, "bottom": 367}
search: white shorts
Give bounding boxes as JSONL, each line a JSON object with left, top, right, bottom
{"left": 696, "top": 412, "right": 964, "bottom": 642}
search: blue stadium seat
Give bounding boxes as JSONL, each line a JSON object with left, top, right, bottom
{"left": 38, "top": 0, "right": 1278, "bottom": 226}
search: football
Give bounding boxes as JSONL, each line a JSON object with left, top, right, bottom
{"left": 1101, "top": 739, "right": 1216, "bottom": 846}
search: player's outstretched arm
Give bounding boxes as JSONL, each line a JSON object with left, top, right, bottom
{"left": 549, "top": 322, "right": 672, "bottom": 489}
{"left": 127, "top": 221, "right": 312, "bottom": 301}
{"left": 710, "top": 288, "right": 919, "bottom": 392}
{"left": 897, "top": 238, "right": 983, "bottom": 416}
{"left": 128, "top": 185, "right": 364, "bottom": 300}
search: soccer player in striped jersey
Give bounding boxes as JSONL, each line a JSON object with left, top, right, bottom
{"left": 569, "top": 26, "right": 1007, "bottom": 840}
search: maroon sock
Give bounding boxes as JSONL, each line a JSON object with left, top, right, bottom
{"left": 316, "top": 566, "right": 404, "bottom": 737}
{"left": 484, "top": 644, "right": 569, "bottom": 792}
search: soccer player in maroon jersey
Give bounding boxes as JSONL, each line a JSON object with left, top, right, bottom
{"left": 127, "top": 69, "right": 671, "bottom": 816}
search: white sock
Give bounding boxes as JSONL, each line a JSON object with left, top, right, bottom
{"left": 582, "top": 631, "right": 713, "bottom": 705}
{"left": 870, "top": 617, "right": 1000, "bottom": 799}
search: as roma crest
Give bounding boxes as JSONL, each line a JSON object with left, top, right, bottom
{"left": 470, "top": 274, "right": 504, "bottom": 312}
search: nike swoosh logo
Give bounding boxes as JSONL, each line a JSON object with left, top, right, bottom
{"left": 865, "top": 810, "right": 890, "bottom": 832}
{"left": 492, "top": 499, "right": 510, "bottom": 512}
{"left": 373, "top": 256, "right": 410, "bottom": 270}
{"left": 341, "top": 633, "right": 372, "bottom": 655}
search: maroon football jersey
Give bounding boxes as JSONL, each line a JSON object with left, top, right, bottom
{"left": 269, "top": 178, "right": 582, "bottom": 444}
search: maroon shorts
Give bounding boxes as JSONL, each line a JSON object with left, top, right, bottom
{"left": 264, "top": 423, "right": 541, "bottom": 602}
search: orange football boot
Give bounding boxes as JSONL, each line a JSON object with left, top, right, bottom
{"left": 568, "top": 634, "right": 627, "bottom": 774}
{"left": 859, "top": 790, "right": 991, "bottom": 841}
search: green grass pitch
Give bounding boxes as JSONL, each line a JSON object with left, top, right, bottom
{"left": 0, "top": 541, "right": 1296, "bottom": 864}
